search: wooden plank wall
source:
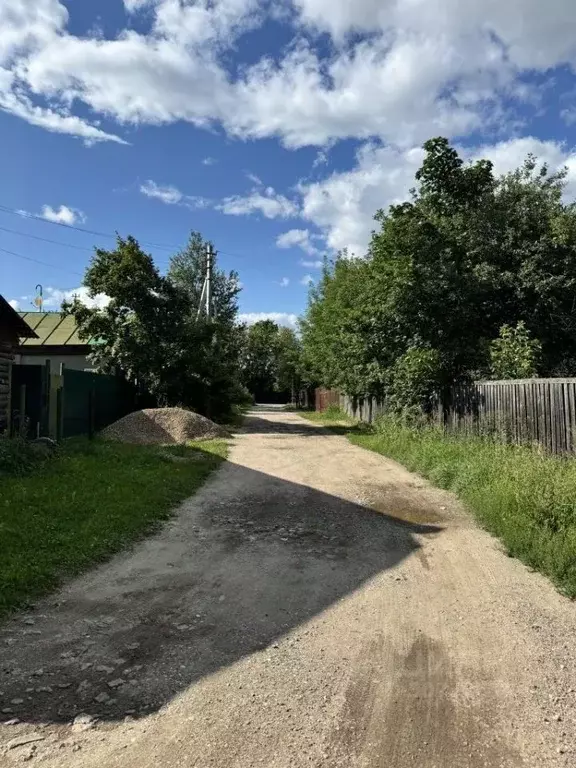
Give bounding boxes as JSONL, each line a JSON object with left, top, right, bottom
{"left": 317, "top": 380, "right": 576, "bottom": 456}
{"left": 0, "top": 341, "right": 13, "bottom": 432}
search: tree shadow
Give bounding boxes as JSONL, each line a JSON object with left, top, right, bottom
{"left": 0, "top": 452, "right": 441, "bottom": 727}
{"left": 239, "top": 411, "right": 368, "bottom": 438}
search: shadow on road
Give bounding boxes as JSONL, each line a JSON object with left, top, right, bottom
{"left": 0, "top": 414, "right": 441, "bottom": 726}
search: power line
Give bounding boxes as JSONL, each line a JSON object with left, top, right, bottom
{"left": 0, "top": 224, "right": 94, "bottom": 252}
{"left": 0, "top": 204, "right": 181, "bottom": 253}
{"left": 0, "top": 245, "right": 84, "bottom": 277}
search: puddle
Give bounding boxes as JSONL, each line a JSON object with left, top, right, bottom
{"left": 370, "top": 499, "right": 443, "bottom": 524}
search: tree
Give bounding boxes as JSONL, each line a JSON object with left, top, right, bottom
{"left": 168, "top": 231, "right": 240, "bottom": 324}
{"left": 240, "top": 321, "right": 304, "bottom": 402}
{"left": 301, "top": 137, "right": 576, "bottom": 412}
{"left": 65, "top": 232, "right": 246, "bottom": 420}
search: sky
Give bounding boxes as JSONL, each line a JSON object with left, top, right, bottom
{"left": 2, "top": 1, "right": 576, "bottom": 328}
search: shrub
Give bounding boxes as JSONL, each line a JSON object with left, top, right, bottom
{"left": 489, "top": 321, "right": 542, "bottom": 379}
{"left": 0, "top": 434, "right": 55, "bottom": 477}
{"left": 386, "top": 347, "right": 442, "bottom": 418}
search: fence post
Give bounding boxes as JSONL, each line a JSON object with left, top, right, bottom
{"left": 18, "top": 384, "right": 27, "bottom": 438}
{"left": 56, "top": 386, "right": 64, "bottom": 442}
{"left": 88, "top": 388, "right": 96, "bottom": 439}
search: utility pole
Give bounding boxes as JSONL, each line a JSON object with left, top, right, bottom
{"left": 205, "top": 243, "right": 213, "bottom": 318}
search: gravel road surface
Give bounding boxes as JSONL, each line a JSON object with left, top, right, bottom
{"left": 1, "top": 407, "right": 576, "bottom": 767}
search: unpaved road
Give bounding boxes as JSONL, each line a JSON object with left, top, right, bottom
{"left": 1, "top": 408, "right": 576, "bottom": 767}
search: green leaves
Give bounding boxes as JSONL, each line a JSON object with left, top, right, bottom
{"left": 301, "top": 136, "right": 576, "bottom": 410}
{"left": 489, "top": 322, "right": 542, "bottom": 380}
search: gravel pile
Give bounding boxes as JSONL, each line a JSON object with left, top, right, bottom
{"left": 100, "top": 407, "right": 230, "bottom": 445}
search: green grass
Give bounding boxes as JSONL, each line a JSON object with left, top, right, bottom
{"left": 346, "top": 419, "right": 576, "bottom": 598}
{"left": 0, "top": 438, "right": 227, "bottom": 617}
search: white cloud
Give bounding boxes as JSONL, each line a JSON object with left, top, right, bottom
{"left": 8, "top": 299, "right": 20, "bottom": 310}
{"left": 3, "top": 1, "right": 576, "bottom": 150}
{"left": 300, "top": 258, "right": 323, "bottom": 268}
{"left": 239, "top": 312, "right": 298, "bottom": 328}
{"left": 300, "top": 142, "right": 424, "bottom": 255}
{"left": 140, "top": 180, "right": 183, "bottom": 205}
{"left": 43, "top": 286, "right": 110, "bottom": 309}
{"left": 219, "top": 187, "right": 298, "bottom": 218}
{"left": 300, "top": 274, "right": 314, "bottom": 286}
{"left": 276, "top": 228, "right": 320, "bottom": 255}
{"left": 202, "top": 156, "right": 217, "bottom": 165}
{"left": 140, "top": 179, "right": 210, "bottom": 209}
{"left": 40, "top": 204, "right": 86, "bottom": 225}
{"left": 298, "top": 136, "right": 576, "bottom": 257}
{"left": 246, "top": 172, "right": 263, "bottom": 185}
{"left": 278, "top": 277, "right": 290, "bottom": 287}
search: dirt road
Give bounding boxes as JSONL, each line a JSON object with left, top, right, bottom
{"left": 1, "top": 408, "right": 576, "bottom": 766}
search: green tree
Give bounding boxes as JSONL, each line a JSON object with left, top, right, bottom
{"left": 489, "top": 322, "right": 542, "bottom": 380}
{"left": 301, "top": 137, "right": 576, "bottom": 412}
{"left": 241, "top": 320, "right": 281, "bottom": 399}
{"left": 65, "top": 233, "right": 245, "bottom": 420}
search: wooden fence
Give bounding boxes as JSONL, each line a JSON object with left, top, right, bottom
{"left": 316, "top": 379, "right": 576, "bottom": 455}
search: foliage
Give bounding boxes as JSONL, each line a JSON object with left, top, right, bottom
{"left": 0, "top": 437, "right": 227, "bottom": 617}
{"left": 350, "top": 419, "right": 576, "bottom": 597}
{"left": 65, "top": 232, "right": 244, "bottom": 420}
{"left": 489, "top": 322, "right": 542, "bottom": 380}
{"left": 386, "top": 347, "right": 442, "bottom": 417}
{"left": 241, "top": 320, "right": 303, "bottom": 400}
{"left": 0, "top": 434, "right": 55, "bottom": 477}
{"left": 301, "top": 137, "right": 576, "bottom": 411}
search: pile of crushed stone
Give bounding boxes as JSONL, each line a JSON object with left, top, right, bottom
{"left": 100, "top": 407, "right": 231, "bottom": 444}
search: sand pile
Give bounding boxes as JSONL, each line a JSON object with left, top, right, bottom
{"left": 101, "top": 407, "right": 230, "bottom": 444}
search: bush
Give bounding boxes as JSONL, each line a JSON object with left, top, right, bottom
{"left": 489, "top": 321, "right": 542, "bottom": 379}
{"left": 386, "top": 347, "right": 442, "bottom": 418}
{"left": 0, "top": 434, "right": 55, "bottom": 477}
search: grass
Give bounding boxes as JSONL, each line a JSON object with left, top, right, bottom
{"left": 0, "top": 437, "right": 227, "bottom": 617}
{"left": 302, "top": 409, "right": 576, "bottom": 598}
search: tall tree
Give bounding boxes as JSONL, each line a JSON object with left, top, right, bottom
{"left": 301, "top": 137, "right": 576, "bottom": 411}
{"left": 65, "top": 233, "right": 246, "bottom": 420}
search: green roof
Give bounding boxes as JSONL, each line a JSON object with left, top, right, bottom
{"left": 18, "top": 312, "right": 94, "bottom": 347}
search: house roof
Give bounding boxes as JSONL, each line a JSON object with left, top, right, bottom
{"left": 0, "top": 296, "right": 38, "bottom": 338}
{"left": 17, "top": 311, "right": 94, "bottom": 347}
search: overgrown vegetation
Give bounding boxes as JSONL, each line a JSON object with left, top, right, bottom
{"left": 301, "top": 137, "right": 576, "bottom": 413}
{"left": 348, "top": 419, "right": 576, "bottom": 597}
{"left": 0, "top": 438, "right": 227, "bottom": 617}
{"left": 0, "top": 434, "right": 55, "bottom": 477}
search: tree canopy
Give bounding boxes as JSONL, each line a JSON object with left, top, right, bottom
{"left": 65, "top": 232, "right": 246, "bottom": 420}
{"left": 301, "top": 137, "right": 576, "bottom": 411}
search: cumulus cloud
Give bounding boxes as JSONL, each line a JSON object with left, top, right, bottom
{"left": 8, "top": 299, "right": 20, "bottom": 310}
{"left": 40, "top": 204, "right": 86, "bottom": 226}
{"left": 298, "top": 136, "right": 576, "bottom": 257}
{"left": 276, "top": 228, "right": 320, "bottom": 255}
{"left": 42, "top": 285, "right": 110, "bottom": 309}
{"left": 277, "top": 277, "right": 290, "bottom": 287}
{"left": 219, "top": 187, "right": 298, "bottom": 218}
{"left": 300, "top": 274, "right": 314, "bottom": 286}
{"left": 239, "top": 312, "right": 298, "bottom": 328}
{"left": 202, "top": 156, "right": 217, "bottom": 165}
{"left": 2, "top": 1, "right": 576, "bottom": 149}
{"left": 300, "top": 258, "right": 323, "bottom": 268}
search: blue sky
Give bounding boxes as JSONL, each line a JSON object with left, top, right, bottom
{"left": 2, "top": 1, "right": 576, "bottom": 326}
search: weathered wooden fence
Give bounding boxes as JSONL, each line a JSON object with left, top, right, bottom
{"left": 316, "top": 379, "right": 576, "bottom": 455}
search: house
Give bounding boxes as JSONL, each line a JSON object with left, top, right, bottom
{"left": 15, "top": 311, "right": 95, "bottom": 372}
{"left": 0, "top": 296, "right": 37, "bottom": 432}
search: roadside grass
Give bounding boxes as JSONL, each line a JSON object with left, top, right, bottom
{"left": 351, "top": 419, "right": 576, "bottom": 598}
{"left": 302, "top": 408, "right": 576, "bottom": 598}
{"left": 0, "top": 438, "right": 227, "bottom": 617}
